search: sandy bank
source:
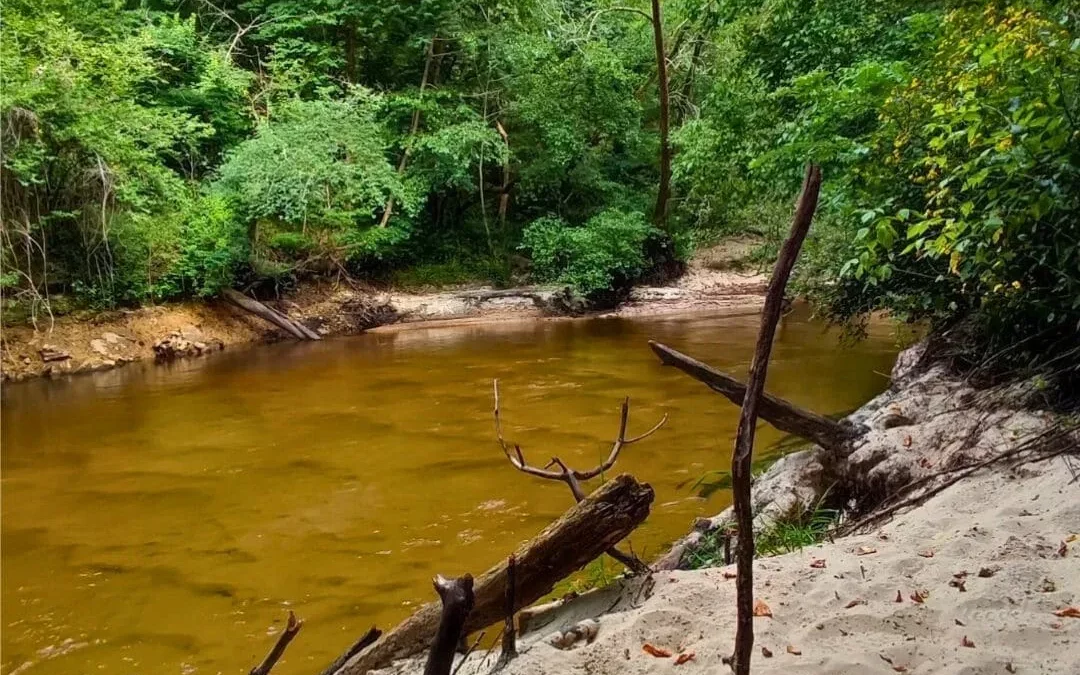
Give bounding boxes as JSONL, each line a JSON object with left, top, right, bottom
{"left": 372, "top": 345, "right": 1080, "bottom": 675}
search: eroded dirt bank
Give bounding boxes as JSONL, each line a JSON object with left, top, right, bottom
{"left": 373, "top": 343, "right": 1080, "bottom": 675}
{"left": 1, "top": 242, "right": 766, "bottom": 383}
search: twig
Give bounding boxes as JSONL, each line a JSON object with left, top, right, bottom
{"left": 319, "top": 626, "right": 381, "bottom": 675}
{"left": 495, "top": 555, "right": 518, "bottom": 669}
{"left": 249, "top": 610, "right": 302, "bottom": 675}
{"left": 450, "top": 631, "right": 485, "bottom": 675}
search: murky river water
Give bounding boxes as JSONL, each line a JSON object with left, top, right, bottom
{"left": 1, "top": 308, "right": 900, "bottom": 675}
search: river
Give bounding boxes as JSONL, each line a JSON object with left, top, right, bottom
{"left": 1, "top": 308, "right": 899, "bottom": 675}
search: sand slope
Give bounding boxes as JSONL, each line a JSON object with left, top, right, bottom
{"left": 387, "top": 454, "right": 1078, "bottom": 675}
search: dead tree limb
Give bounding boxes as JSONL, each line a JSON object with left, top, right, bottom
{"left": 336, "top": 474, "right": 654, "bottom": 675}
{"left": 728, "top": 164, "right": 821, "bottom": 675}
{"left": 494, "top": 555, "right": 517, "bottom": 670}
{"left": 493, "top": 379, "right": 663, "bottom": 574}
{"left": 648, "top": 341, "right": 855, "bottom": 450}
{"left": 222, "top": 288, "right": 319, "bottom": 340}
{"left": 425, "top": 575, "right": 475, "bottom": 675}
{"left": 319, "top": 627, "right": 381, "bottom": 675}
{"left": 249, "top": 610, "right": 302, "bottom": 675}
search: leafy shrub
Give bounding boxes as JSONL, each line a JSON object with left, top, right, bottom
{"left": 521, "top": 209, "right": 660, "bottom": 296}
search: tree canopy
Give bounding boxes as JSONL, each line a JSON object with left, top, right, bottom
{"left": 3, "top": 0, "right": 1078, "bottom": 382}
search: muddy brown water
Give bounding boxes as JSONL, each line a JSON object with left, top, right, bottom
{"left": 1, "top": 308, "right": 900, "bottom": 675}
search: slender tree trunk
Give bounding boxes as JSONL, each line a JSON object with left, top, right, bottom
{"left": 344, "top": 21, "right": 357, "bottom": 83}
{"left": 650, "top": 0, "right": 672, "bottom": 227}
{"left": 378, "top": 36, "right": 438, "bottom": 227}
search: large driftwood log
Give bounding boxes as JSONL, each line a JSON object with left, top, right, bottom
{"left": 222, "top": 289, "right": 319, "bottom": 340}
{"left": 649, "top": 340, "right": 856, "bottom": 450}
{"left": 336, "top": 474, "right": 654, "bottom": 675}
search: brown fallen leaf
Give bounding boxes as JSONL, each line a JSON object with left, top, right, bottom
{"left": 903, "top": 434, "right": 912, "bottom": 447}
{"left": 977, "top": 566, "right": 999, "bottom": 578}
{"left": 1006, "top": 663, "right": 1016, "bottom": 674}
{"left": 810, "top": 558, "right": 827, "bottom": 569}
{"left": 722, "top": 570, "right": 737, "bottom": 580}
{"left": 786, "top": 645, "right": 802, "bottom": 656}
{"left": 955, "top": 618, "right": 965, "bottom": 626}
{"left": 753, "top": 599, "right": 773, "bottom": 618}
{"left": 845, "top": 598, "right": 867, "bottom": 609}
{"left": 961, "top": 635, "right": 975, "bottom": 648}
{"left": 1053, "top": 606, "right": 1080, "bottom": 618}
{"left": 1067, "top": 533, "right": 1078, "bottom": 543}
{"left": 1058, "top": 540, "right": 1068, "bottom": 557}
{"left": 917, "top": 549, "right": 934, "bottom": 558}
{"left": 674, "top": 652, "right": 695, "bottom": 666}
{"left": 761, "top": 646, "right": 773, "bottom": 658}
{"left": 642, "top": 644, "right": 672, "bottom": 658}
{"left": 910, "top": 589, "right": 928, "bottom": 604}
{"left": 893, "top": 666, "right": 908, "bottom": 673}
{"left": 895, "top": 590, "right": 904, "bottom": 603}
{"left": 1051, "top": 621, "right": 1063, "bottom": 630}
{"left": 856, "top": 546, "right": 878, "bottom": 556}
{"left": 919, "top": 457, "right": 933, "bottom": 469}
{"left": 949, "top": 577, "right": 967, "bottom": 592}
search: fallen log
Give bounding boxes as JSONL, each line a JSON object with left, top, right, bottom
{"left": 222, "top": 288, "right": 319, "bottom": 341}
{"left": 335, "top": 474, "right": 654, "bottom": 675}
{"left": 649, "top": 340, "right": 857, "bottom": 450}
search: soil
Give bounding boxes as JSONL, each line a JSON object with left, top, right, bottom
{"left": 1, "top": 240, "right": 768, "bottom": 383}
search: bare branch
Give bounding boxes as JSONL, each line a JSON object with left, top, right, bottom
{"left": 319, "top": 627, "right": 381, "bottom": 675}
{"left": 249, "top": 610, "right": 302, "bottom": 675}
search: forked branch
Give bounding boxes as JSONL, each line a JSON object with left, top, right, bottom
{"left": 492, "top": 379, "right": 664, "bottom": 574}
{"left": 493, "top": 380, "right": 667, "bottom": 482}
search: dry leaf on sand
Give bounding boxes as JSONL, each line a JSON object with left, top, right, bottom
{"left": 642, "top": 644, "right": 672, "bottom": 658}
{"left": 917, "top": 549, "right": 934, "bottom": 558}
{"left": 753, "top": 599, "right": 773, "bottom": 618}
{"left": 910, "top": 589, "right": 928, "bottom": 603}
{"left": 786, "top": 645, "right": 802, "bottom": 656}
{"left": 1053, "top": 607, "right": 1080, "bottom": 618}
{"left": 722, "top": 570, "right": 737, "bottom": 579}
{"left": 961, "top": 636, "right": 975, "bottom": 648}
{"left": 810, "top": 558, "right": 827, "bottom": 568}
{"left": 845, "top": 598, "right": 867, "bottom": 609}
{"left": 674, "top": 653, "right": 695, "bottom": 665}
{"left": 761, "top": 647, "right": 773, "bottom": 658}
{"left": 895, "top": 590, "right": 904, "bottom": 603}
{"left": 856, "top": 546, "right": 878, "bottom": 556}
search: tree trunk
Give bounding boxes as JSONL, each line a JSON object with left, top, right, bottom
{"left": 650, "top": 0, "right": 672, "bottom": 227}
{"left": 648, "top": 340, "right": 855, "bottom": 450}
{"left": 335, "top": 474, "right": 654, "bottom": 675}
{"left": 379, "top": 36, "right": 438, "bottom": 227}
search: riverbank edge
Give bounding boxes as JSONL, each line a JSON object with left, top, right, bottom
{"left": 0, "top": 267, "right": 767, "bottom": 384}
{"left": 374, "top": 340, "right": 1079, "bottom": 675}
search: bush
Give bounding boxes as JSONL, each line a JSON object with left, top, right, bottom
{"left": 520, "top": 209, "right": 663, "bottom": 297}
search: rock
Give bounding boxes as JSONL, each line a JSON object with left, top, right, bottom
{"left": 153, "top": 332, "right": 223, "bottom": 360}
{"left": 77, "top": 359, "right": 116, "bottom": 373}
{"left": 101, "top": 332, "right": 125, "bottom": 345}
{"left": 39, "top": 345, "right": 70, "bottom": 362}
{"left": 90, "top": 338, "right": 110, "bottom": 356}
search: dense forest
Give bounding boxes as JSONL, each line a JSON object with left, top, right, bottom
{"left": 2, "top": 0, "right": 1078, "bottom": 380}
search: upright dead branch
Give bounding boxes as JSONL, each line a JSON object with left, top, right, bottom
{"left": 336, "top": 475, "right": 653, "bottom": 674}
{"left": 495, "top": 555, "right": 518, "bottom": 670}
{"left": 648, "top": 341, "right": 856, "bottom": 450}
{"left": 379, "top": 36, "right": 438, "bottom": 227}
{"left": 492, "top": 379, "right": 665, "bottom": 573}
{"left": 249, "top": 610, "right": 302, "bottom": 675}
{"left": 728, "top": 164, "right": 821, "bottom": 675}
{"left": 424, "top": 574, "right": 475, "bottom": 675}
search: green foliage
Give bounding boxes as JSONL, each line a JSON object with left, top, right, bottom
{"left": 521, "top": 209, "right": 659, "bottom": 296}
